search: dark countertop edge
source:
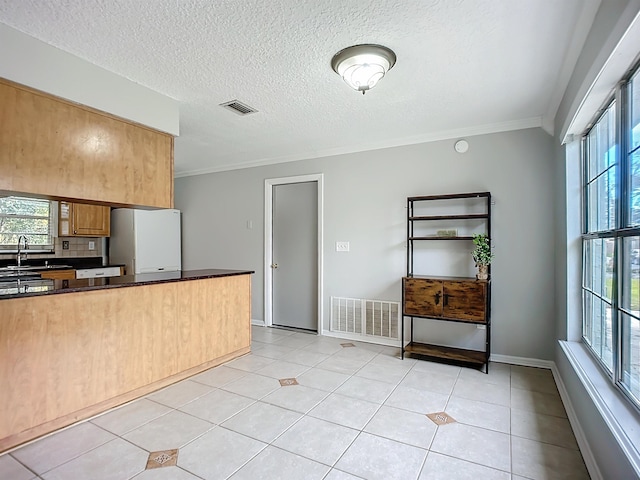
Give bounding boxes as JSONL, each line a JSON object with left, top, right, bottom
{"left": 0, "top": 257, "right": 105, "bottom": 269}
{"left": 0, "top": 269, "right": 254, "bottom": 300}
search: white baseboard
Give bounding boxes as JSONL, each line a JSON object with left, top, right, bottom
{"left": 551, "top": 359, "right": 603, "bottom": 480}
{"left": 322, "top": 330, "right": 401, "bottom": 348}
{"left": 251, "top": 319, "right": 265, "bottom": 327}
{"left": 491, "top": 352, "right": 602, "bottom": 479}
{"left": 489, "top": 353, "right": 554, "bottom": 369}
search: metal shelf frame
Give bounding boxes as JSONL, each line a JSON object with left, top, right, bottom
{"left": 403, "top": 192, "right": 492, "bottom": 373}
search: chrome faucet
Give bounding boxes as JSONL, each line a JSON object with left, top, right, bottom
{"left": 17, "top": 235, "right": 28, "bottom": 268}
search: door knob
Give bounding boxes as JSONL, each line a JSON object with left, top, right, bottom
{"left": 271, "top": 263, "right": 278, "bottom": 269}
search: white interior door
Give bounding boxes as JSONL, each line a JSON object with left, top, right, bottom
{"left": 272, "top": 181, "right": 318, "bottom": 331}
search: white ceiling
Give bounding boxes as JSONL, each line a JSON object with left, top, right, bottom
{"left": 0, "top": 0, "right": 599, "bottom": 177}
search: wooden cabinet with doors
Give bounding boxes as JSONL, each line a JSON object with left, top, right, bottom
{"left": 402, "top": 192, "right": 492, "bottom": 372}
{"left": 58, "top": 201, "right": 110, "bottom": 237}
{"left": 0, "top": 78, "right": 174, "bottom": 208}
{"left": 403, "top": 276, "right": 488, "bottom": 323}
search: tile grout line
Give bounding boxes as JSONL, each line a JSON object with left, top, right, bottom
{"left": 269, "top": 343, "right": 408, "bottom": 474}
{"left": 328, "top": 346, "right": 427, "bottom": 478}
{"left": 509, "top": 364, "right": 514, "bottom": 477}
{"left": 416, "top": 365, "right": 459, "bottom": 479}
{"left": 7, "top": 453, "right": 39, "bottom": 479}
{"left": 9, "top": 329, "right": 582, "bottom": 480}
{"left": 34, "top": 422, "right": 120, "bottom": 477}
{"left": 422, "top": 450, "right": 513, "bottom": 475}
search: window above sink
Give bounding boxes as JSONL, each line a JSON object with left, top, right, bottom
{"left": 0, "top": 196, "right": 55, "bottom": 253}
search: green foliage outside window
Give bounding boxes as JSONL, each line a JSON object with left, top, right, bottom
{"left": 0, "top": 196, "right": 53, "bottom": 247}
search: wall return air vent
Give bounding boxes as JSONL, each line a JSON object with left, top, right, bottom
{"left": 220, "top": 100, "right": 258, "bottom": 115}
{"left": 331, "top": 296, "right": 399, "bottom": 343}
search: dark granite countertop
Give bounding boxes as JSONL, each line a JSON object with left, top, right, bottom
{"left": 0, "top": 256, "right": 106, "bottom": 269}
{"left": 0, "top": 269, "right": 254, "bottom": 300}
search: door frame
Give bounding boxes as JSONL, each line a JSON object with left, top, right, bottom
{"left": 264, "top": 173, "right": 324, "bottom": 334}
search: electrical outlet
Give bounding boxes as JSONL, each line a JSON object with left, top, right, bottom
{"left": 336, "top": 241, "right": 350, "bottom": 252}
{"left": 62, "top": 241, "right": 69, "bottom": 250}
{"left": 88, "top": 241, "right": 95, "bottom": 250}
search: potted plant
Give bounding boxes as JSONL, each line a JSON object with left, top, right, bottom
{"left": 471, "top": 233, "right": 493, "bottom": 280}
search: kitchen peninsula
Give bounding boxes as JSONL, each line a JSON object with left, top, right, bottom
{"left": 0, "top": 269, "right": 253, "bottom": 452}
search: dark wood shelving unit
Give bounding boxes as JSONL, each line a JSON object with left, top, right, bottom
{"left": 402, "top": 192, "right": 492, "bottom": 373}
{"left": 404, "top": 342, "right": 486, "bottom": 365}
{"left": 409, "top": 214, "right": 489, "bottom": 221}
{"left": 408, "top": 236, "right": 475, "bottom": 241}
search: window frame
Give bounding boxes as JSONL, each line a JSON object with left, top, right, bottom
{"left": 0, "top": 196, "right": 56, "bottom": 253}
{"left": 582, "top": 59, "right": 640, "bottom": 411}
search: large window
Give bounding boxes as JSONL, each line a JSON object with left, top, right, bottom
{"left": 583, "top": 63, "right": 640, "bottom": 407}
{"left": 0, "top": 196, "right": 54, "bottom": 252}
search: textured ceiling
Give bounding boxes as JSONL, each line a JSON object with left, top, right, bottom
{"left": 0, "top": 0, "right": 598, "bottom": 176}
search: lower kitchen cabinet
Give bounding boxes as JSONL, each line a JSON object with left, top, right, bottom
{"left": 0, "top": 272, "right": 251, "bottom": 452}
{"left": 38, "top": 269, "right": 75, "bottom": 280}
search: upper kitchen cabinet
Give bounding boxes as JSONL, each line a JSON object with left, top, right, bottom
{"left": 59, "top": 201, "right": 110, "bottom": 237}
{"left": 0, "top": 78, "right": 174, "bottom": 208}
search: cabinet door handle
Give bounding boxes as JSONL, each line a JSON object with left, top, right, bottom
{"left": 443, "top": 294, "right": 449, "bottom": 306}
{"left": 434, "top": 292, "right": 441, "bottom": 305}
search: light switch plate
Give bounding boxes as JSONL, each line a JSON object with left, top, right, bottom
{"left": 336, "top": 241, "right": 350, "bottom": 252}
{"left": 88, "top": 241, "right": 95, "bottom": 250}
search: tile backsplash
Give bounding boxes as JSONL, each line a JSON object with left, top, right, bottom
{"left": 0, "top": 236, "right": 103, "bottom": 260}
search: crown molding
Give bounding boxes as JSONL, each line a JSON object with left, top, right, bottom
{"left": 175, "top": 117, "right": 543, "bottom": 178}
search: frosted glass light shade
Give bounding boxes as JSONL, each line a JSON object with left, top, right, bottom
{"left": 331, "top": 44, "right": 396, "bottom": 94}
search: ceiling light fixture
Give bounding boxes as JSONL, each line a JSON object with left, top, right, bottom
{"left": 331, "top": 44, "right": 396, "bottom": 95}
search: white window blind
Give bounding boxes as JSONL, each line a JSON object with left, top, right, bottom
{"left": 0, "top": 196, "right": 55, "bottom": 252}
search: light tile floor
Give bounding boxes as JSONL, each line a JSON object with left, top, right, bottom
{"left": 1, "top": 326, "right": 590, "bottom": 480}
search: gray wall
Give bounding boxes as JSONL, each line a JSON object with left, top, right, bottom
{"left": 0, "top": 24, "right": 179, "bottom": 135}
{"left": 555, "top": 0, "right": 640, "bottom": 140}
{"left": 555, "top": 350, "right": 636, "bottom": 478}
{"left": 552, "top": 1, "right": 640, "bottom": 478}
{"left": 176, "top": 127, "right": 556, "bottom": 360}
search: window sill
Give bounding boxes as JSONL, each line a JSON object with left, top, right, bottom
{"left": 559, "top": 340, "right": 640, "bottom": 476}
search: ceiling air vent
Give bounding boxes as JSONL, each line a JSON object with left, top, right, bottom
{"left": 220, "top": 100, "right": 258, "bottom": 116}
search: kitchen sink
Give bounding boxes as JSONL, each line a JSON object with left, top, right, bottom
{"left": 0, "top": 272, "right": 43, "bottom": 281}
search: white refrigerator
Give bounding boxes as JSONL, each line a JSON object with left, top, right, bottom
{"left": 109, "top": 208, "right": 182, "bottom": 274}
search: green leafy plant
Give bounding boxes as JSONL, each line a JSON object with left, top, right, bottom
{"left": 471, "top": 233, "right": 493, "bottom": 266}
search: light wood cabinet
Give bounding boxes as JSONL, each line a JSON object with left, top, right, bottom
{"left": 0, "top": 273, "right": 251, "bottom": 452}
{"left": 0, "top": 78, "right": 173, "bottom": 208}
{"left": 59, "top": 201, "right": 110, "bottom": 237}
{"left": 38, "top": 269, "right": 76, "bottom": 280}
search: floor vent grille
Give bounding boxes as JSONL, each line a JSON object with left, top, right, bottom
{"left": 331, "top": 297, "right": 399, "bottom": 340}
